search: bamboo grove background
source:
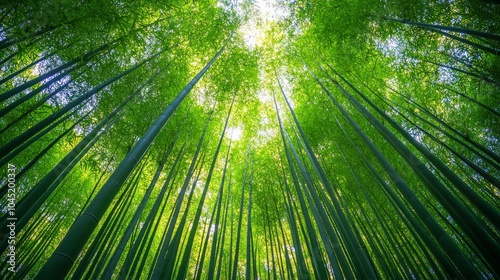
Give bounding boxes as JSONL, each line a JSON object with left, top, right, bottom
{"left": 0, "top": 0, "right": 499, "bottom": 279}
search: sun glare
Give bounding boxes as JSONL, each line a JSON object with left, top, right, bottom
{"left": 227, "top": 126, "right": 243, "bottom": 141}
{"left": 234, "top": 0, "right": 290, "bottom": 49}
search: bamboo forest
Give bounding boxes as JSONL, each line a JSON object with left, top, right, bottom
{"left": 1, "top": 0, "right": 499, "bottom": 279}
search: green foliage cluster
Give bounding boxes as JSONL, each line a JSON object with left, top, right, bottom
{"left": 0, "top": 0, "right": 499, "bottom": 279}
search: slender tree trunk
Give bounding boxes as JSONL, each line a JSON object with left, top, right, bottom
{"left": 382, "top": 17, "right": 500, "bottom": 41}
{"left": 0, "top": 68, "right": 164, "bottom": 238}
{"left": 433, "top": 29, "right": 500, "bottom": 56}
{"left": 309, "top": 63, "right": 490, "bottom": 278}
{"left": 206, "top": 141, "right": 231, "bottom": 280}
{"left": 0, "top": 43, "right": 109, "bottom": 103}
{"left": 0, "top": 51, "right": 56, "bottom": 86}
{"left": 34, "top": 40, "right": 228, "bottom": 279}
{"left": 176, "top": 99, "right": 234, "bottom": 280}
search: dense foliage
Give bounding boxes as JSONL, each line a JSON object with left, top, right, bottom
{"left": 0, "top": 0, "right": 499, "bottom": 279}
